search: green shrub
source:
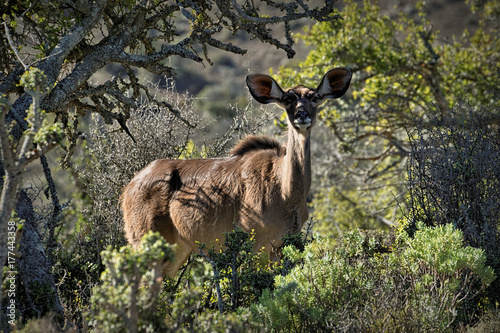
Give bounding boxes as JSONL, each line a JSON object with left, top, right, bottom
{"left": 253, "top": 231, "right": 378, "bottom": 332}
{"left": 200, "top": 228, "right": 280, "bottom": 312}
{"left": 392, "top": 223, "right": 496, "bottom": 331}
{"left": 87, "top": 232, "right": 174, "bottom": 332}
{"left": 86, "top": 228, "right": 278, "bottom": 332}
{"left": 406, "top": 101, "right": 500, "bottom": 312}
{"left": 252, "top": 225, "right": 495, "bottom": 332}
{"left": 168, "top": 286, "right": 262, "bottom": 332}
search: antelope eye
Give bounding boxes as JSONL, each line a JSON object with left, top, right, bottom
{"left": 310, "top": 94, "right": 320, "bottom": 103}
{"left": 282, "top": 94, "right": 297, "bottom": 104}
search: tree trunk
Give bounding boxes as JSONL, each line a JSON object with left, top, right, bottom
{"left": 16, "top": 190, "right": 64, "bottom": 320}
{"left": 0, "top": 166, "right": 20, "bottom": 317}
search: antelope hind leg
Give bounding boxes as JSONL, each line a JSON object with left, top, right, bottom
{"left": 161, "top": 241, "right": 193, "bottom": 278}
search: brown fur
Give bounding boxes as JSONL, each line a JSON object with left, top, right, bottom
{"left": 230, "top": 135, "right": 284, "bottom": 156}
{"left": 121, "top": 68, "right": 352, "bottom": 277}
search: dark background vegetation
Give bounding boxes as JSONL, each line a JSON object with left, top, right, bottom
{"left": 1, "top": 0, "right": 499, "bottom": 331}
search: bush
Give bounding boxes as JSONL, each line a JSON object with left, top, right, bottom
{"left": 86, "top": 226, "right": 313, "bottom": 332}
{"left": 168, "top": 286, "right": 261, "bottom": 332}
{"left": 252, "top": 225, "right": 495, "bottom": 332}
{"left": 196, "top": 226, "right": 311, "bottom": 314}
{"left": 86, "top": 229, "right": 271, "bottom": 332}
{"left": 87, "top": 232, "right": 174, "bottom": 332}
{"left": 406, "top": 101, "right": 500, "bottom": 309}
{"left": 394, "top": 223, "right": 496, "bottom": 331}
{"left": 200, "top": 228, "right": 275, "bottom": 312}
{"left": 462, "top": 307, "right": 500, "bottom": 333}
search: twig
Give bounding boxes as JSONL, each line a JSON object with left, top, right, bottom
{"left": 173, "top": 255, "right": 193, "bottom": 292}
{"left": 3, "top": 22, "right": 27, "bottom": 69}
{"left": 40, "top": 154, "right": 62, "bottom": 262}
{"left": 198, "top": 247, "right": 223, "bottom": 314}
{"left": 418, "top": 29, "right": 440, "bottom": 66}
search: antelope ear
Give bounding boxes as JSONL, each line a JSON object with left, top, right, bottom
{"left": 246, "top": 74, "right": 284, "bottom": 104}
{"left": 316, "top": 67, "right": 352, "bottom": 100}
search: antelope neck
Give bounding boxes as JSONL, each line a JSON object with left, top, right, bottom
{"left": 280, "top": 121, "right": 311, "bottom": 202}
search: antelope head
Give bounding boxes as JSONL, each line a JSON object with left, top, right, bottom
{"left": 246, "top": 68, "right": 352, "bottom": 133}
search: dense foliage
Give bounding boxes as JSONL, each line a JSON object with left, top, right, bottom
{"left": 406, "top": 102, "right": 500, "bottom": 311}
{"left": 88, "top": 232, "right": 174, "bottom": 332}
{"left": 254, "top": 224, "right": 495, "bottom": 332}
{"left": 85, "top": 224, "right": 495, "bottom": 332}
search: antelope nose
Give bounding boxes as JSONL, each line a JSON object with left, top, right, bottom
{"left": 293, "top": 109, "right": 312, "bottom": 131}
{"left": 295, "top": 110, "right": 310, "bottom": 123}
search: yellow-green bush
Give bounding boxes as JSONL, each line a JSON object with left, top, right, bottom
{"left": 252, "top": 225, "right": 495, "bottom": 332}
{"left": 87, "top": 232, "right": 174, "bottom": 332}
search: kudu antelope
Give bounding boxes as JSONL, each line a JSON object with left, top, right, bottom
{"left": 121, "top": 68, "right": 352, "bottom": 276}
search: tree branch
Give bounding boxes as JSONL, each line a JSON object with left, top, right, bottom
{"left": 115, "top": 39, "right": 203, "bottom": 67}
{"left": 230, "top": 0, "right": 338, "bottom": 24}
{"left": 9, "top": 0, "right": 107, "bottom": 140}
{"left": 3, "top": 22, "right": 27, "bottom": 69}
